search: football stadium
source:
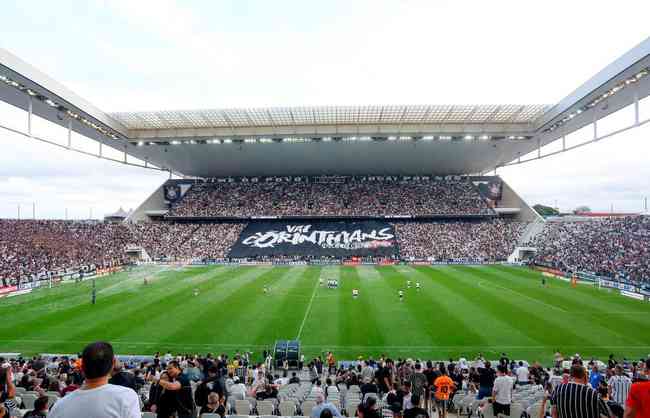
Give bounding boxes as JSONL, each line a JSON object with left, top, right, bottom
{"left": 1, "top": 7, "right": 650, "bottom": 418}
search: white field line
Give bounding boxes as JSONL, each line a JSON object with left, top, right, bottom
{"left": 478, "top": 280, "right": 567, "bottom": 313}
{"left": 296, "top": 272, "right": 321, "bottom": 340}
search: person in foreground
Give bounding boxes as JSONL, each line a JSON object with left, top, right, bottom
{"left": 550, "top": 364, "right": 611, "bottom": 418}
{"left": 623, "top": 359, "right": 650, "bottom": 418}
{"left": 49, "top": 341, "right": 141, "bottom": 418}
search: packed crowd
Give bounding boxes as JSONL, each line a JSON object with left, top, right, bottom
{"left": 0, "top": 221, "right": 245, "bottom": 286}
{"left": 128, "top": 223, "right": 245, "bottom": 261}
{"left": 531, "top": 216, "right": 650, "bottom": 285}
{"left": 2, "top": 343, "right": 649, "bottom": 418}
{"left": 0, "top": 220, "right": 132, "bottom": 286}
{"left": 166, "top": 180, "right": 494, "bottom": 218}
{"left": 0, "top": 216, "right": 530, "bottom": 286}
{"left": 394, "top": 220, "right": 527, "bottom": 262}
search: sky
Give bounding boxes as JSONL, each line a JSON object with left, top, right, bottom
{"left": 0, "top": 0, "right": 649, "bottom": 219}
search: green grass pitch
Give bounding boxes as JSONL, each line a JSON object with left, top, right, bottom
{"left": 1, "top": 265, "right": 649, "bottom": 363}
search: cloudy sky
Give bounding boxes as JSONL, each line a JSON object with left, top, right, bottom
{"left": 1, "top": 0, "right": 649, "bottom": 219}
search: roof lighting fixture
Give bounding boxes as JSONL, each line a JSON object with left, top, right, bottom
{"left": 545, "top": 66, "right": 649, "bottom": 134}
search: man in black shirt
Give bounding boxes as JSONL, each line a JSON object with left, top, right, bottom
{"left": 423, "top": 361, "right": 439, "bottom": 411}
{"left": 499, "top": 353, "right": 510, "bottom": 369}
{"left": 477, "top": 361, "right": 496, "bottom": 400}
{"left": 108, "top": 361, "right": 137, "bottom": 392}
{"left": 550, "top": 365, "right": 609, "bottom": 418}
{"left": 375, "top": 363, "right": 390, "bottom": 395}
{"left": 157, "top": 361, "right": 195, "bottom": 418}
{"left": 361, "top": 378, "right": 379, "bottom": 397}
{"left": 195, "top": 366, "right": 225, "bottom": 409}
{"left": 289, "top": 372, "right": 301, "bottom": 385}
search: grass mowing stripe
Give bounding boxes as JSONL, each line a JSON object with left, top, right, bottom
{"left": 444, "top": 266, "right": 592, "bottom": 347}
{"left": 249, "top": 266, "right": 319, "bottom": 345}
{"left": 338, "top": 267, "right": 386, "bottom": 347}
{"left": 39, "top": 267, "right": 236, "bottom": 353}
{"left": 204, "top": 267, "right": 291, "bottom": 343}
{"left": 496, "top": 266, "right": 650, "bottom": 315}
{"left": 414, "top": 266, "right": 542, "bottom": 349}
{"left": 450, "top": 266, "right": 648, "bottom": 352}
{"left": 378, "top": 266, "right": 481, "bottom": 348}
{"left": 0, "top": 267, "right": 168, "bottom": 324}
{"left": 296, "top": 268, "right": 321, "bottom": 340}
{"left": 477, "top": 266, "right": 650, "bottom": 346}
{"left": 478, "top": 276, "right": 567, "bottom": 312}
{"left": 152, "top": 267, "right": 277, "bottom": 352}
{"left": 0, "top": 266, "right": 212, "bottom": 340}
{"left": 2, "top": 265, "right": 649, "bottom": 360}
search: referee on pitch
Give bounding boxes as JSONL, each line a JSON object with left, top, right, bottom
{"left": 551, "top": 364, "right": 611, "bottom": 418}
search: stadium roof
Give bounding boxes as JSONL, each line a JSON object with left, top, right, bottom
{"left": 110, "top": 104, "right": 550, "bottom": 131}
{"left": 0, "top": 37, "right": 649, "bottom": 177}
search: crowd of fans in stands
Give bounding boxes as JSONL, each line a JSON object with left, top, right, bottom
{"left": 4, "top": 214, "right": 650, "bottom": 287}
{"left": 531, "top": 216, "right": 650, "bottom": 286}
{"left": 2, "top": 342, "right": 649, "bottom": 418}
{"left": 0, "top": 220, "right": 131, "bottom": 287}
{"left": 395, "top": 220, "right": 527, "bottom": 262}
{"left": 166, "top": 179, "right": 493, "bottom": 218}
{"left": 128, "top": 223, "right": 244, "bottom": 261}
{"left": 0, "top": 221, "right": 245, "bottom": 286}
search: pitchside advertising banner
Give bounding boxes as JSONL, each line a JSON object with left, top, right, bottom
{"left": 229, "top": 220, "right": 399, "bottom": 258}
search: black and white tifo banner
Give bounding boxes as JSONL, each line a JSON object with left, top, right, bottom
{"left": 229, "top": 221, "right": 398, "bottom": 257}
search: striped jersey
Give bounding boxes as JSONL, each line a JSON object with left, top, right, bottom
{"left": 608, "top": 375, "right": 631, "bottom": 405}
{"left": 550, "top": 382, "right": 610, "bottom": 418}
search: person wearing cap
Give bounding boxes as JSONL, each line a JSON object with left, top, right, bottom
{"left": 310, "top": 393, "right": 342, "bottom": 418}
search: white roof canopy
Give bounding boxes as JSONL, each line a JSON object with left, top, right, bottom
{"left": 110, "top": 104, "right": 549, "bottom": 131}
{"left": 0, "top": 37, "right": 648, "bottom": 177}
